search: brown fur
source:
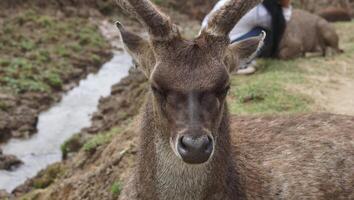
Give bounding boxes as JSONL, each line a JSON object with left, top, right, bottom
{"left": 319, "top": 7, "right": 352, "bottom": 22}
{"left": 278, "top": 9, "right": 343, "bottom": 59}
{"left": 116, "top": 1, "right": 354, "bottom": 199}
{"left": 231, "top": 114, "right": 354, "bottom": 199}
{"left": 203, "top": 0, "right": 262, "bottom": 36}
{"left": 115, "top": 0, "right": 179, "bottom": 40}
{"left": 297, "top": 0, "right": 351, "bottom": 13}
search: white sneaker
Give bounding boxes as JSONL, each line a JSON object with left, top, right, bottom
{"left": 235, "top": 61, "right": 257, "bottom": 75}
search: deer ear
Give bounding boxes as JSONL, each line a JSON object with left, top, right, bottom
{"left": 228, "top": 31, "right": 266, "bottom": 72}
{"left": 116, "top": 21, "right": 155, "bottom": 77}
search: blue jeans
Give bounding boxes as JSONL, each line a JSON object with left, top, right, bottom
{"left": 231, "top": 27, "right": 267, "bottom": 43}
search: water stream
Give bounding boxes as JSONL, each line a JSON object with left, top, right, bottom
{"left": 0, "top": 52, "right": 132, "bottom": 192}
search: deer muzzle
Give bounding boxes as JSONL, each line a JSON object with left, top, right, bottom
{"left": 176, "top": 133, "right": 214, "bottom": 164}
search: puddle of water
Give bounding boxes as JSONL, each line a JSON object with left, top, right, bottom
{"left": 0, "top": 52, "right": 132, "bottom": 192}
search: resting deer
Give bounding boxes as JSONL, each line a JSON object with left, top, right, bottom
{"left": 278, "top": 9, "right": 343, "bottom": 59}
{"left": 318, "top": 7, "right": 352, "bottom": 22}
{"left": 115, "top": 0, "right": 354, "bottom": 199}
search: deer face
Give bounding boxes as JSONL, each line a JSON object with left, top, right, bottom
{"left": 150, "top": 39, "right": 231, "bottom": 164}
{"left": 116, "top": 0, "right": 264, "bottom": 164}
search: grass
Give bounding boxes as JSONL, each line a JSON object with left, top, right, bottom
{"left": 228, "top": 21, "right": 354, "bottom": 115}
{"left": 0, "top": 101, "right": 9, "bottom": 111}
{"left": 0, "top": 9, "right": 110, "bottom": 95}
{"left": 32, "top": 163, "right": 64, "bottom": 189}
{"left": 83, "top": 126, "right": 124, "bottom": 152}
{"left": 110, "top": 180, "right": 123, "bottom": 198}
{"left": 228, "top": 59, "right": 312, "bottom": 115}
{"left": 60, "top": 133, "right": 82, "bottom": 159}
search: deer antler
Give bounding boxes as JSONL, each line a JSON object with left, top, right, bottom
{"left": 201, "top": 0, "right": 263, "bottom": 38}
{"left": 116, "top": 0, "right": 178, "bottom": 40}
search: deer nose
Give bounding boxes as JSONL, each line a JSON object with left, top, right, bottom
{"left": 177, "top": 135, "right": 213, "bottom": 164}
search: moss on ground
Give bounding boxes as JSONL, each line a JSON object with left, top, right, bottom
{"left": 32, "top": 163, "right": 65, "bottom": 189}
{"left": 110, "top": 180, "right": 123, "bottom": 198}
{"left": 60, "top": 133, "right": 83, "bottom": 159}
{"left": 83, "top": 126, "right": 124, "bottom": 153}
{"left": 0, "top": 9, "right": 110, "bottom": 95}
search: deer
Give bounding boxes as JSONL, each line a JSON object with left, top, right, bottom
{"left": 278, "top": 9, "right": 343, "bottom": 59}
{"left": 318, "top": 7, "right": 352, "bottom": 22}
{"left": 115, "top": 0, "right": 354, "bottom": 199}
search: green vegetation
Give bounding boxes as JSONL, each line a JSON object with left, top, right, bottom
{"left": 0, "top": 101, "right": 9, "bottom": 111}
{"left": 152, "top": 0, "right": 166, "bottom": 5}
{"left": 32, "top": 163, "right": 64, "bottom": 189}
{"left": 110, "top": 180, "right": 123, "bottom": 198}
{"left": 0, "top": 9, "right": 110, "bottom": 94}
{"left": 229, "top": 59, "right": 312, "bottom": 115}
{"left": 60, "top": 134, "right": 82, "bottom": 159}
{"left": 83, "top": 127, "right": 124, "bottom": 152}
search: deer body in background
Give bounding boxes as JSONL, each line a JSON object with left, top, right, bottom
{"left": 318, "top": 7, "right": 352, "bottom": 22}
{"left": 278, "top": 9, "right": 343, "bottom": 59}
{"left": 115, "top": 0, "right": 354, "bottom": 199}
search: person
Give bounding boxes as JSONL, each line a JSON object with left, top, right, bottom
{"left": 201, "top": 0, "right": 292, "bottom": 75}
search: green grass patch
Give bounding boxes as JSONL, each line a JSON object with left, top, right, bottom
{"left": 32, "top": 163, "right": 64, "bottom": 189}
{"left": 0, "top": 9, "right": 110, "bottom": 94}
{"left": 152, "top": 0, "right": 166, "bottom": 5}
{"left": 60, "top": 133, "right": 83, "bottom": 159}
{"left": 83, "top": 127, "right": 124, "bottom": 152}
{"left": 110, "top": 180, "right": 123, "bottom": 198}
{"left": 229, "top": 59, "right": 312, "bottom": 115}
{"left": 0, "top": 101, "right": 8, "bottom": 111}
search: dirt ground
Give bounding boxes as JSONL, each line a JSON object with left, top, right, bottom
{"left": 304, "top": 75, "right": 354, "bottom": 115}
{"left": 325, "top": 78, "right": 354, "bottom": 115}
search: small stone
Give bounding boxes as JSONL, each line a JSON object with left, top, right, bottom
{"left": 0, "top": 189, "right": 11, "bottom": 199}
{"left": 0, "top": 153, "right": 23, "bottom": 171}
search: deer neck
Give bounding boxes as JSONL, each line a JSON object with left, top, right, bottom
{"left": 136, "top": 96, "right": 243, "bottom": 200}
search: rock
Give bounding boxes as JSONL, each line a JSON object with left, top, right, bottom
{"left": 0, "top": 153, "right": 23, "bottom": 171}
{"left": 0, "top": 92, "right": 16, "bottom": 111}
{"left": 0, "top": 112, "right": 12, "bottom": 142}
{"left": 0, "top": 92, "right": 16, "bottom": 101}
{"left": 0, "top": 189, "right": 11, "bottom": 199}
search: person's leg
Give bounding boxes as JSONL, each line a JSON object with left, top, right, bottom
{"left": 231, "top": 27, "right": 266, "bottom": 43}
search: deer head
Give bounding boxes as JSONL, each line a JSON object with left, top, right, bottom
{"left": 116, "top": 0, "right": 264, "bottom": 164}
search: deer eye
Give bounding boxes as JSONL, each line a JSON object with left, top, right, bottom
{"left": 151, "top": 85, "right": 166, "bottom": 98}
{"left": 217, "top": 85, "right": 230, "bottom": 97}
